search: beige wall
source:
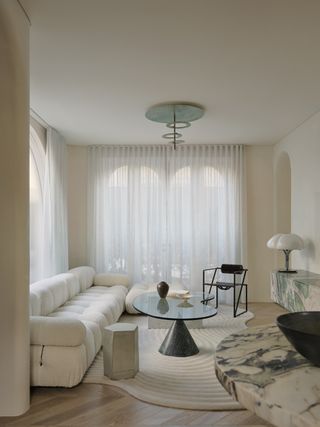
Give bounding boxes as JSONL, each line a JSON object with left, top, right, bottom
{"left": 67, "top": 144, "right": 275, "bottom": 302}
{"left": 274, "top": 111, "right": 320, "bottom": 273}
{"left": 67, "top": 145, "right": 88, "bottom": 267}
{"left": 246, "top": 146, "right": 274, "bottom": 302}
{"left": 0, "top": 0, "right": 30, "bottom": 416}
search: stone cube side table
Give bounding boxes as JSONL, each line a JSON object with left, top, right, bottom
{"left": 103, "top": 323, "right": 139, "bottom": 380}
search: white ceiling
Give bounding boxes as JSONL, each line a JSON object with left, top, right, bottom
{"left": 22, "top": 0, "right": 320, "bottom": 146}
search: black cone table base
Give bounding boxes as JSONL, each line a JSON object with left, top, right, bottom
{"left": 159, "top": 319, "right": 199, "bottom": 357}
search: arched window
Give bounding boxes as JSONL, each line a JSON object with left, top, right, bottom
{"left": 203, "top": 166, "right": 224, "bottom": 188}
{"left": 108, "top": 165, "right": 128, "bottom": 187}
{"left": 29, "top": 126, "right": 45, "bottom": 283}
{"left": 171, "top": 166, "right": 191, "bottom": 187}
{"left": 108, "top": 165, "right": 159, "bottom": 187}
{"left": 140, "top": 166, "right": 159, "bottom": 186}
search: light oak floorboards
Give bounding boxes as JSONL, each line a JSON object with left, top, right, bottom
{"left": 0, "top": 303, "right": 287, "bottom": 427}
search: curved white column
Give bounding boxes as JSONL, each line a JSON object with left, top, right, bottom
{"left": 0, "top": 0, "right": 30, "bottom": 416}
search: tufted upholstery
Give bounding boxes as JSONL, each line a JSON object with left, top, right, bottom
{"left": 30, "top": 267, "right": 129, "bottom": 387}
{"left": 68, "top": 266, "right": 96, "bottom": 292}
{"left": 30, "top": 273, "right": 80, "bottom": 316}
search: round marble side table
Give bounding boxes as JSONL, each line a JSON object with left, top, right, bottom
{"left": 215, "top": 324, "right": 320, "bottom": 427}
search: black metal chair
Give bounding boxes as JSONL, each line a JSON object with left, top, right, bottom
{"left": 202, "top": 264, "right": 248, "bottom": 317}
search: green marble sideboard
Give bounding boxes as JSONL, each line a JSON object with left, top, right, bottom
{"left": 271, "top": 270, "right": 320, "bottom": 311}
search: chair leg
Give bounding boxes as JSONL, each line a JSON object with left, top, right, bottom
{"left": 246, "top": 285, "right": 248, "bottom": 312}
{"left": 202, "top": 284, "right": 216, "bottom": 306}
{"left": 215, "top": 286, "right": 218, "bottom": 309}
{"left": 202, "top": 284, "right": 208, "bottom": 305}
{"left": 233, "top": 284, "right": 248, "bottom": 317}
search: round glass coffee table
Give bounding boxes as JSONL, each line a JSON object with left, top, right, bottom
{"left": 133, "top": 292, "right": 217, "bottom": 357}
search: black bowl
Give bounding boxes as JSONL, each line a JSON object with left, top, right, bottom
{"left": 277, "top": 312, "right": 320, "bottom": 366}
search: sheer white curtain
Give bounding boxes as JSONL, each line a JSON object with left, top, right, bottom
{"left": 29, "top": 127, "right": 45, "bottom": 283}
{"left": 88, "top": 146, "right": 168, "bottom": 283}
{"left": 88, "top": 145, "right": 245, "bottom": 295}
{"left": 42, "top": 128, "right": 69, "bottom": 278}
{"left": 167, "top": 145, "right": 246, "bottom": 300}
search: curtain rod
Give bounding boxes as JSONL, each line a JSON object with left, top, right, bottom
{"left": 86, "top": 144, "right": 244, "bottom": 149}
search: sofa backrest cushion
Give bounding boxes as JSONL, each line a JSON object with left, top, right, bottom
{"left": 30, "top": 273, "right": 79, "bottom": 316}
{"left": 93, "top": 273, "right": 130, "bottom": 287}
{"left": 68, "top": 266, "right": 95, "bottom": 292}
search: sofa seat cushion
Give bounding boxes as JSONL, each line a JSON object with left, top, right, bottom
{"left": 48, "top": 285, "right": 127, "bottom": 364}
{"left": 49, "top": 285, "right": 128, "bottom": 332}
{"left": 30, "top": 317, "right": 86, "bottom": 347}
{"left": 125, "top": 282, "right": 185, "bottom": 314}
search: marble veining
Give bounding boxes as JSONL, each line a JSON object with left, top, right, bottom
{"left": 215, "top": 324, "right": 320, "bottom": 427}
{"left": 271, "top": 270, "right": 320, "bottom": 311}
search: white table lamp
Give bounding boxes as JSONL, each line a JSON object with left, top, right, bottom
{"left": 267, "top": 233, "right": 304, "bottom": 273}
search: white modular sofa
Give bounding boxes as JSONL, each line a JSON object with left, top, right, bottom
{"left": 29, "top": 266, "right": 129, "bottom": 387}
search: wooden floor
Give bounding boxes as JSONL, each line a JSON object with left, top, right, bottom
{"left": 0, "top": 303, "right": 287, "bottom": 427}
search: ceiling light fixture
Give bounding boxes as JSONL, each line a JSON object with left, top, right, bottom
{"left": 145, "top": 103, "right": 204, "bottom": 150}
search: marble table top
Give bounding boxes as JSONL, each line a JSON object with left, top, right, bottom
{"left": 215, "top": 324, "right": 320, "bottom": 427}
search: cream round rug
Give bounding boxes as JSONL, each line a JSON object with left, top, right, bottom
{"left": 83, "top": 305, "right": 253, "bottom": 410}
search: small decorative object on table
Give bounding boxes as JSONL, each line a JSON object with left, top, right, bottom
{"left": 157, "top": 298, "right": 169, "bottom": 314}
{"left": 157, "top": 281, "right": 169, "bottom": 298}
{"left": 175, "top": 289, "right": 191, "bottom": 299}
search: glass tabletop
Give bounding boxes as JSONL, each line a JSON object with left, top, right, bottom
{"left": 133, "top": 292, "right": 217, "bottom": 321}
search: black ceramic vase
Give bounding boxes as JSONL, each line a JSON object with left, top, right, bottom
{"left": 157, "top": 298, "right": 169, "bottom": 314}
{"left": 157, "top": 281, "right": 169, "bottom": 298}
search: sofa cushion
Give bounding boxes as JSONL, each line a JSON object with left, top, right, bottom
{"left": 49, "top": 285, "right": 128, "bottom": 333}
{"left": 69, "top": 266, "right": 95, "bottom": 292}
{"left": 81, "top": 320, "right": 102, "bottom": 365}
{"left": 29, "top": 266, "right": 130, "bottom": 388}
{"left": 125, "top": 282, "right": 185, "bottom": 314}
{"left": 65, "top": 273, "right": 81, "bottom": 299}
{"left": 30, "top": 274, "right": 72, "bottom": 316}
{"left": 30, "top": 316, "right": 86, "bottom": 347}
{"left": 93, "top": 273, "right": 130, "bottom": 288}
{"left": 30, "top": 344, "right": 87, "bottom": 388}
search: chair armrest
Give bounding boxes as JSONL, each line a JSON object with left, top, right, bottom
{"left": 203, "top": 267, "right": 220, "bottom": 272}
{"left": 30, "top": 316, "right": 86, "bottom": 347}
{"left": 93, "top": 273, "right": 130, "bottom": 287}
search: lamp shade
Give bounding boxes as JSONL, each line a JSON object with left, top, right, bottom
{"left": 267, "top": 233, "right": 304, "bottom": 250}
{"left": 266, "top": 234, "right": 283, "bottom": 249}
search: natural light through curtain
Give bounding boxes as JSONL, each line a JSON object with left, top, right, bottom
{"left": 29, "top": 128, "right": 45, "bottom": 283}
{"left": 42, "top": 128, "right": 69, "bottom": 278}
{"left": 29, "top": 126, "right": 69, "bottom": 283}
{"left": 88, "top": 145, "right": 245, "bottom": 294}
